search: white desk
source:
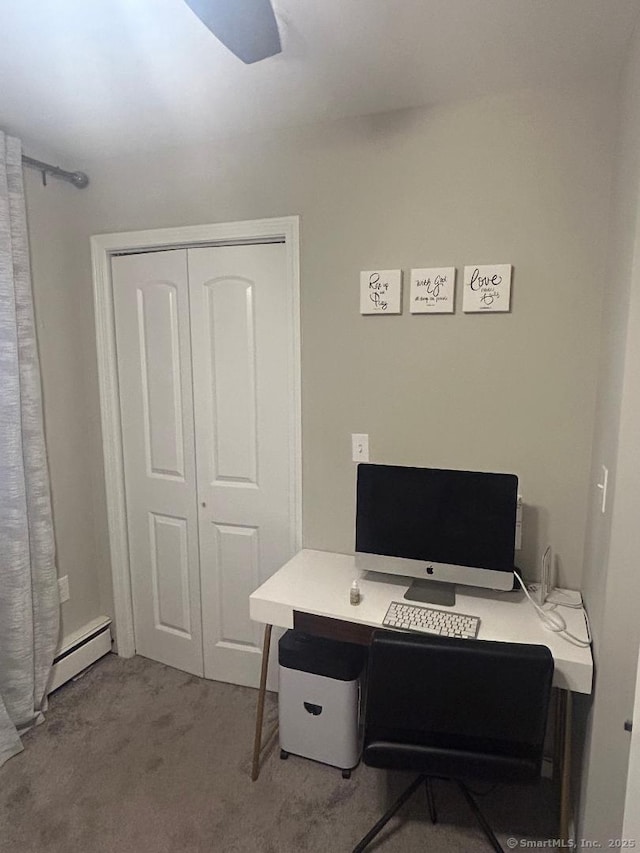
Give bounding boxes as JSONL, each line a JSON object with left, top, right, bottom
{"left": 249, "top": 549, "right": 593, "bottom": 838}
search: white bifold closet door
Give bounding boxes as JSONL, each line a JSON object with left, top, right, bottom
{"left": 112, "top": 243, "right": 294, "bottom": 686}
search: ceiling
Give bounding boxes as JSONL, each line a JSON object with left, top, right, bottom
{"left": 1, "top": 0, "right": 638, "bottom": 162}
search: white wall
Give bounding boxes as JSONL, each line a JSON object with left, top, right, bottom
{"left": 23, "top": 83, "right": 616, "bottom": 642}
{"left": 64, "top": 83, "right": 614, "bottom": 602}
{"left": 579, "top": 20, "right": 640, "bottom": 843}
{"left": 24, "top": 170, "right": 110, "bottom": 641}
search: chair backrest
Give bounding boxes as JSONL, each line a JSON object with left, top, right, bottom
{"left": 364, "top": 631, "right": 554, "bottom": 755}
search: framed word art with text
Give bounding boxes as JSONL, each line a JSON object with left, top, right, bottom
{"left": 410, "top": 267, "right": 456, "bottom": 313}
{"left": 360, "top": 269, "right": 402, "bottom": 314}
{"left": 463, "top": 264, "right": 512, "bottom": 312}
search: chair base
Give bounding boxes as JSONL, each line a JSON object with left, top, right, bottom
{"left": 457, "top": 780, "right": 503, "bottom": 853}
{"left": 352, "top": 775, "right": 504, "bottom": 853}
{"left": 353, "top": 774, "right": 431, "bottom": 853}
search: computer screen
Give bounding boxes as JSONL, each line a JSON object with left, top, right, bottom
{"left": 355, "top": 464, "right": 518, "bottom": 598}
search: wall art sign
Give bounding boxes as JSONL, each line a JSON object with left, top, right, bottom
{"left": 463, "top": 264, "right": 512, "bottom": 313}
{"left": 360, "top": 269, "right": 402, "bottom": 314}
{"left": 410, "top": 267, "right": 456, "bottom": 313}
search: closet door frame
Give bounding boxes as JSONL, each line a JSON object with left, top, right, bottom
{"left": 91, "top": 217, "right": 301, "bottom": 658}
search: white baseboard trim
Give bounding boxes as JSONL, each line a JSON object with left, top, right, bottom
{"left": 48, "top": 616, "right": 112, "bottom": 694}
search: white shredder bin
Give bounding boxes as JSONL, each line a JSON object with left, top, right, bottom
{"left": 278, "top": 630, "right": 366, "bottom": 771}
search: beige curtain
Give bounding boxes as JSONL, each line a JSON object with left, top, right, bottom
{"left": 0, "top": 131, "right": 59, "bottom": 767}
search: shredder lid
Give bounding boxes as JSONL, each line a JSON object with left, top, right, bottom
{"left": 278, "top": 630, "right": 366, "bottom": 681}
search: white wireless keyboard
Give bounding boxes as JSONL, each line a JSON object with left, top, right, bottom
{"left": 382, "top": 601, "right": 480, "bottom": 639}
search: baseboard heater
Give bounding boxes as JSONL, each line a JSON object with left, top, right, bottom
{"left": 48, "top": 616, "right": 112, "bottom": 694}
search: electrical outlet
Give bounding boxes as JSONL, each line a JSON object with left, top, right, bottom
{"left": 58, "top": 575, "right": 70, "bottom": 603}
{"left": 351, "top": 433, "right": 369, "bottom": 463}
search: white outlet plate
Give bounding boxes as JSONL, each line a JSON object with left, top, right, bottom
{"left": 352, "top": 434, "right": 369, "bottom": 463}
{"left": 58, "top": 575, "right": 70, "bottom": 603}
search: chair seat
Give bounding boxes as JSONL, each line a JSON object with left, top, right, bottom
{"left": 364, "top": 739, "right": 541, "bottom": 783}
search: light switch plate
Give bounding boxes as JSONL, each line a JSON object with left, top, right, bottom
{"left": 597, "top": 465, "right": 608, "bottom": 514}
{"left": 352, "top": 434, "right": 369, "bottom": 463}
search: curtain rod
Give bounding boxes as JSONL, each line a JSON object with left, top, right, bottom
{"left": 22, "top": 155, "right": 89, "bottom": 189}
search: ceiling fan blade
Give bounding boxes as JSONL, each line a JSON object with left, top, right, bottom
{"left": 184, "top": 0, "right": 282, "bottom": 64}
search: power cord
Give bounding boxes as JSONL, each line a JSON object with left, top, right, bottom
{"left": 544, "top": 589, "right": 585, "bottom": 609}
{"left": 514, "top": 571, "right": 591, "bottom": 648}
{"left": 525, "top": 582, "right": 584, "bottom": 609}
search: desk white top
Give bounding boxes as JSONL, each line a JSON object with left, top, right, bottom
{"left": 250, "top": 549, "right": 593, "bottom": 694}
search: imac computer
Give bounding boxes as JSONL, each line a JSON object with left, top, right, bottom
{"left": 355, "top": 463, "right": 518, "bottom": 606}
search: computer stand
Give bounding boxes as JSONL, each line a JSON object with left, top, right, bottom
{"left": 404, "top": 579, "right": 456, "bottom": 607}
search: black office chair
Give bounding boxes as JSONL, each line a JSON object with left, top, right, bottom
{"left": 354, "top": 631, "right": 554, "bottom": 853}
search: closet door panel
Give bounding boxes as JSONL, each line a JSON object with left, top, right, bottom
{"left": 189, "top": 243, "right": 295, "bottom": 686}
{"left": 112, "top": 250, "right": 203, "bottom": 676}
{"left": 137, "top": 283, "right": 186, "bottom": 478}
{"left": 213, "top": 523, "right": 260, "bottom": 645}
{"left": 205, "top": 277, "right": 257, "bottom": 484}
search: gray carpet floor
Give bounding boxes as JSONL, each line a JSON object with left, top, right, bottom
{"left": 0, "top": 654, "right": 559, "bottom": 852}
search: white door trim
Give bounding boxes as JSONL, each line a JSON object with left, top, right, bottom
{"left": 91, "top": 217, "right": 302, "bottom": 658}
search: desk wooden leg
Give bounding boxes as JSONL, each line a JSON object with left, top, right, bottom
{"left": 552, "top": 689, "right": 563, "bottom": 784}
{"left": 251, "top": 623, "right": 273, "bottom": 782}
{"left": 558, "top": 690, "right": 573, "bottom": 843}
